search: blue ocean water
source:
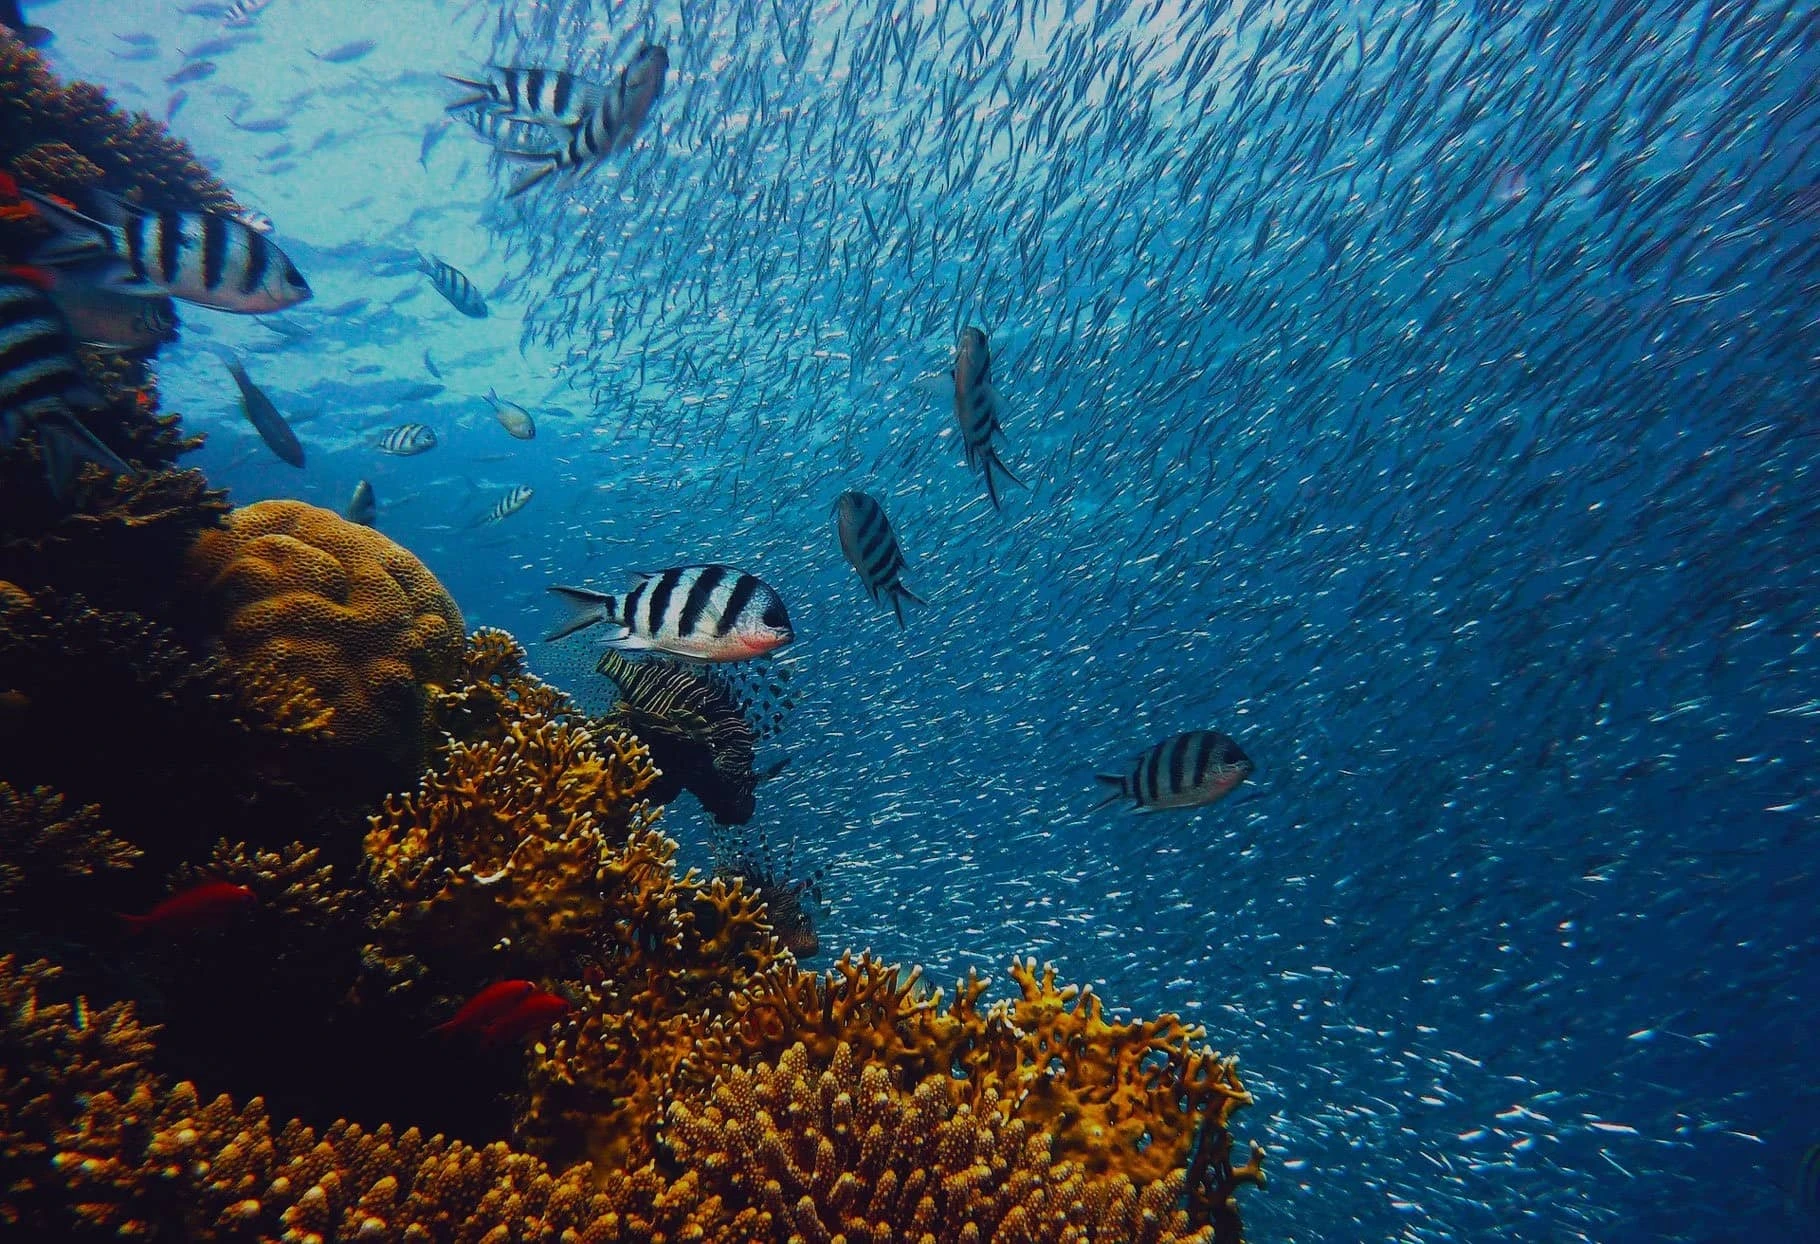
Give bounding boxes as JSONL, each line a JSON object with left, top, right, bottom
{"left": 33, "top": 0, "right": 1820, "bottom": 1238}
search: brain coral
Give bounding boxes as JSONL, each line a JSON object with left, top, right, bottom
{"left": 183, "top": 501, "right": 464, "bottom": 780}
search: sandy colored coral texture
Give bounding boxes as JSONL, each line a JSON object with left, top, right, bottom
{"left": 184, "top": 500, "right": 465, "bottom": 777}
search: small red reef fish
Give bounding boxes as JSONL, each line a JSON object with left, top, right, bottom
{"left": 432, "top": 980, "right": 538, "bottom": 1038}
{"left": 119, "top": 881, "right": 256, "bottom": 934}
{"left": 479, "top": 990, "right": 570, "bottom": 1046}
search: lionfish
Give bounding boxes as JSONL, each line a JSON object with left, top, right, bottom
{"left": 710, "top": 827, "right": 825, "bottom": 959}
{"left": 594, "top": 650, "right": 794, "bottom": 825}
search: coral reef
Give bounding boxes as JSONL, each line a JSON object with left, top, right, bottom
{"left": 429, "top": 624, "right": 571, "bottom": 743}
{"left": 183, "top": 500, "right": 466, "bottom": 785}
{"left": 0, "top": 782, "right": 139, "bottom": 908}
{"left": 0, "top": 30, "right": 237, "bottom": 214}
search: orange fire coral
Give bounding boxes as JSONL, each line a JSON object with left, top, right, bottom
{"left": 183, "top": 500, "right": 465, "bottom": 782}
{"left": 0, "top": 781, "right": 139, "bottom": 907}
{"left": 429, "top": 625, "right": 572, "bottom": 744}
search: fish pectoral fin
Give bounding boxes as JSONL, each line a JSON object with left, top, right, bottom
{"left": 601, "top": 631, "right": 657, "bottom": 652}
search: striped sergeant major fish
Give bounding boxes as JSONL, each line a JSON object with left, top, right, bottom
{"left": 952, "top": 326, "right": 1025, "bottom": 510}
{"left": 480, "top": 484, "right": 534, "bottom": 524}
{"left": 415, "top": 252, "right": 487, "bottom": 319}
{"left": 832, "top": 490, "right": 924, "bottom": 629}
{"left": 376, "top": 423, "right": 437, "bottom": 455}
{"left": 24, "top": 191, "right": 311, "bottom": 314}
{"left": 543, "top": 564, "right": 794, "bottom": 662}
{"left": 506, "top": 44, "right": 668, "bottom": 198}
{"left": 1094, "top": 730, "right": 1254, "bottom": 812}
{"left": 459, "top": 105, "right": 569, "bottom": 157}
{"left": 0, "top": 268, "right": 135, "bottom": 498}
{"left": 221, "top": 0, "right": 273, "bottom": 27}
{"left": 445, "top": 64, "right": 604, "bottom": 125}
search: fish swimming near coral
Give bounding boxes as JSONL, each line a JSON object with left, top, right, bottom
{"left": 833, "top": 489, "right": 924, "bottom": 629}
{"left": 1094, "top": 730, "right": 1254, "bottom": 812}
{"left": 475, "top": 990, "right": 569, "bottom": 1045}
{"left": 484, "top": 387, "right": 535, "bottom": 439}
{"left": 25, "top": 191, "right": 313, "bottom": 314}
{"left": 545, "top": 564, "right": 794, "bottom": 661}
{"left": 710, "top": 828, "right": 824, "bottom": 957}
{"left": 345, "top": 479, "right": 376, "bottom": 526}
{"left": 0, "top": 268, "right": 136, "bottom": 498}
{"left": 950, "top": 326, "right": 1025, "bottom": 511}
{"left": 480, "top": 484, "right": 534, "bottom": 524}
{"left": 0, "top": 0, "right": 52, "bottom": 47}
{"left": 504, "top": 44, "right": 669, "bottom": 198}
{"left": 431, "top": 979, "right": 537, "bottom": 1038}
{"left": 595, "top": 650, "right": 795, "bottom": 824}
{"left": 119, "top": 881, "right": 257, "bottom": 935}
{"left": 31, "top": 265, "right": 179, "bottom": 352}
{"left": 377, "top": 422, "right": 437, "bottom": 455}
{"left": 219, "top": 353, "right": 304, "bottom": 467}
{"left": 416, "top": 252, "right": 487, "bottom": 318}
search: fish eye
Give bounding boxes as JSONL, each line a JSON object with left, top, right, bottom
{"left": 760, "top": 600, "right": 790, "bottom": 632}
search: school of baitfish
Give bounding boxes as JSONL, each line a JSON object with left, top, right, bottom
{"left": 8, "top": 0, "right": 1820, "bottom": 1239}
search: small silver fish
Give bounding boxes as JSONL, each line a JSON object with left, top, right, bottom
{"left": 485, "top": 387, "right": 535, "bottom": 439}
{"left": 311, "top": 38, "right": 376, "bottom": 63}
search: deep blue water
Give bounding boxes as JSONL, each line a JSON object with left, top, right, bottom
{"left": 35, "top": 0, "right": 1820, "bottom": 1238}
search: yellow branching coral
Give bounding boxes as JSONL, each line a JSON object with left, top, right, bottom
{"left": 429, "top": 625, "right": 573, "bottom": 745}
{"left": 664, "top": 1040, "right": 1214, "bottom": 1244}
{"left": 0, "top": 782, "right": 139, "bottom": 904}
{"left": 183, "top": 500, "right": 466, "bottom": 780}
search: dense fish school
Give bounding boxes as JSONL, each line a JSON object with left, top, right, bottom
{"left": 37, "top": 0, "right": 1820, "bottom": 1239}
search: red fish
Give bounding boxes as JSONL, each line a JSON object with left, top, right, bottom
{"left": 431, "top": 980, "right": 538, "bottom": 1038}
{"left": 0, "top": 264, "right": 53, "bottom": 292}
{"left": 119, "top": 881, "right": 257, "bottom": 934}
{"left": 479, "top": 991, "right": 570, "bottom": 1046}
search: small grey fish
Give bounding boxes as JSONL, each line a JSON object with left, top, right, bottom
{"left": 485, "top": 387, "right": 535, "bottom": 439}
{"left": 1094, "top": 731, "right": 1254, "bottom": 812}
{"left": 415, "top": 252, "right": 487, "bottom": 318}
{"left": 181, "top": 33, "right": 248, "bottom": 59}
{"left": 481, "top": 484, "right": 534, "bottom": 524}
{"left": 376, "top": 423, "right": 436, "bottom": 455}
{"left": 229, "top": 112, "right": 289, "bottom": 133}
{"left": 951, "top": 326, "right": 1025, "bottom": 511}
{"left": 544, "top": 564, "right": 794, "bottom": 662}
{"left": 832, "top": 490, "right": 923, "bottom": 629}
{"left": 311, "top": 38, "right": 376, "bottom": 63}
{"left": 165, "top": 60, "right": 217, "bottom": 85}
{"left": 344, "top": 479, "right": 376, "bottom": 526}
{"left": 422, "top": 348, "right": 442, "bottom": 379}
{"left": 221, "top": 355, "right": 303, "bottom": 467}
{"left": 506, "top": 44, "right": 668, "bottom": 198}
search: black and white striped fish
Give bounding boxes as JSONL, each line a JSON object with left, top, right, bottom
{"left": 25, "top": 191, "right": 311, "bottom": 314}
{"left": 832, "top": 490, "right": 924, "bottom": 629}
{"left": 376, "top": 423, "right": 436, "bottom": 455}
{"left": 506, "top": 44, "right": 668, "bottom": 198}
{"left": 543, "top": 564, "right": 794, "bottom": 662}
{"left": 415, "top": 252, "right": 487, "bottom": 318}
{"left": 445, "top": 64, "right": 604, "bottom": 125}
{"left": 952, "top": 326, "right": 1025, "bottom": 510}
{"left": 221, "top": 0, "right": 273, "bottom": 27}
{"left": 0, "top": 268, "right": 134, "bottom": 498}
{"left": 1094, "top": 731, "right": 1254, "bottom": 812}
{"left": 458, "top": 105, "right": 567, "bottom": 157}
{"left": 480, "top": 484, "right": 534, "bottom": 524}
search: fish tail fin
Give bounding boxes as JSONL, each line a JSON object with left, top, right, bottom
{"left": 1092, "top": 774, "right": 1128, "bottom": 811}
{"left": 890, "top": 583, "right": 925, "bottom": 629}
{"left": 442, "top": 74, "right": 494, "bottom": 111}
{"left": 543, "top": 585, "right": 617, "bottom": 641}
{"left": 505, "top": 158, "right": 560, "bottom": 198}
{"left": 22, "top": 190, "right": 117, "bottom": 266}
{"left": 889, "top": 592, "right": 906, "bottom": 629}
{"left": 36, "top": 410, "right": 134, "bottom": 500}
{"left": 982, "top": 447, "right": 1025, "bottom": 510}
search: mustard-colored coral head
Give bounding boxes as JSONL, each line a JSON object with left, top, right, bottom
{"left": 183, "top": 500, "right": 463, "bottom": 776}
